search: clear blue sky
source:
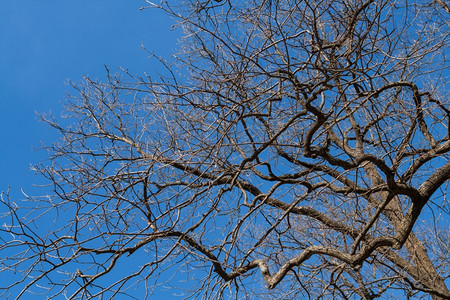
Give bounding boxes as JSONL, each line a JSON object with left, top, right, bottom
{"left": 0, "top": 2, "right": 180, "bottom": 298}
{"left": 0, "top": 1, "right": 178, "bottom": 198}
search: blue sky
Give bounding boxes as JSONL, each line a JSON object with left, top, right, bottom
{"left": 0, "top": 2, "right": 180, "bottom": 298}
{"left": 0, "top": 1, "right": 178, "bottom": 199}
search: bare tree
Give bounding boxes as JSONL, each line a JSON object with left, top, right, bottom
{"left": 1, "top": 0, "right": 449, "bottom": 299}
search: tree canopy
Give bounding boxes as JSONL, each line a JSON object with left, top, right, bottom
{"left": 1, "top": 0, "right": 449, "bottom": 299}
